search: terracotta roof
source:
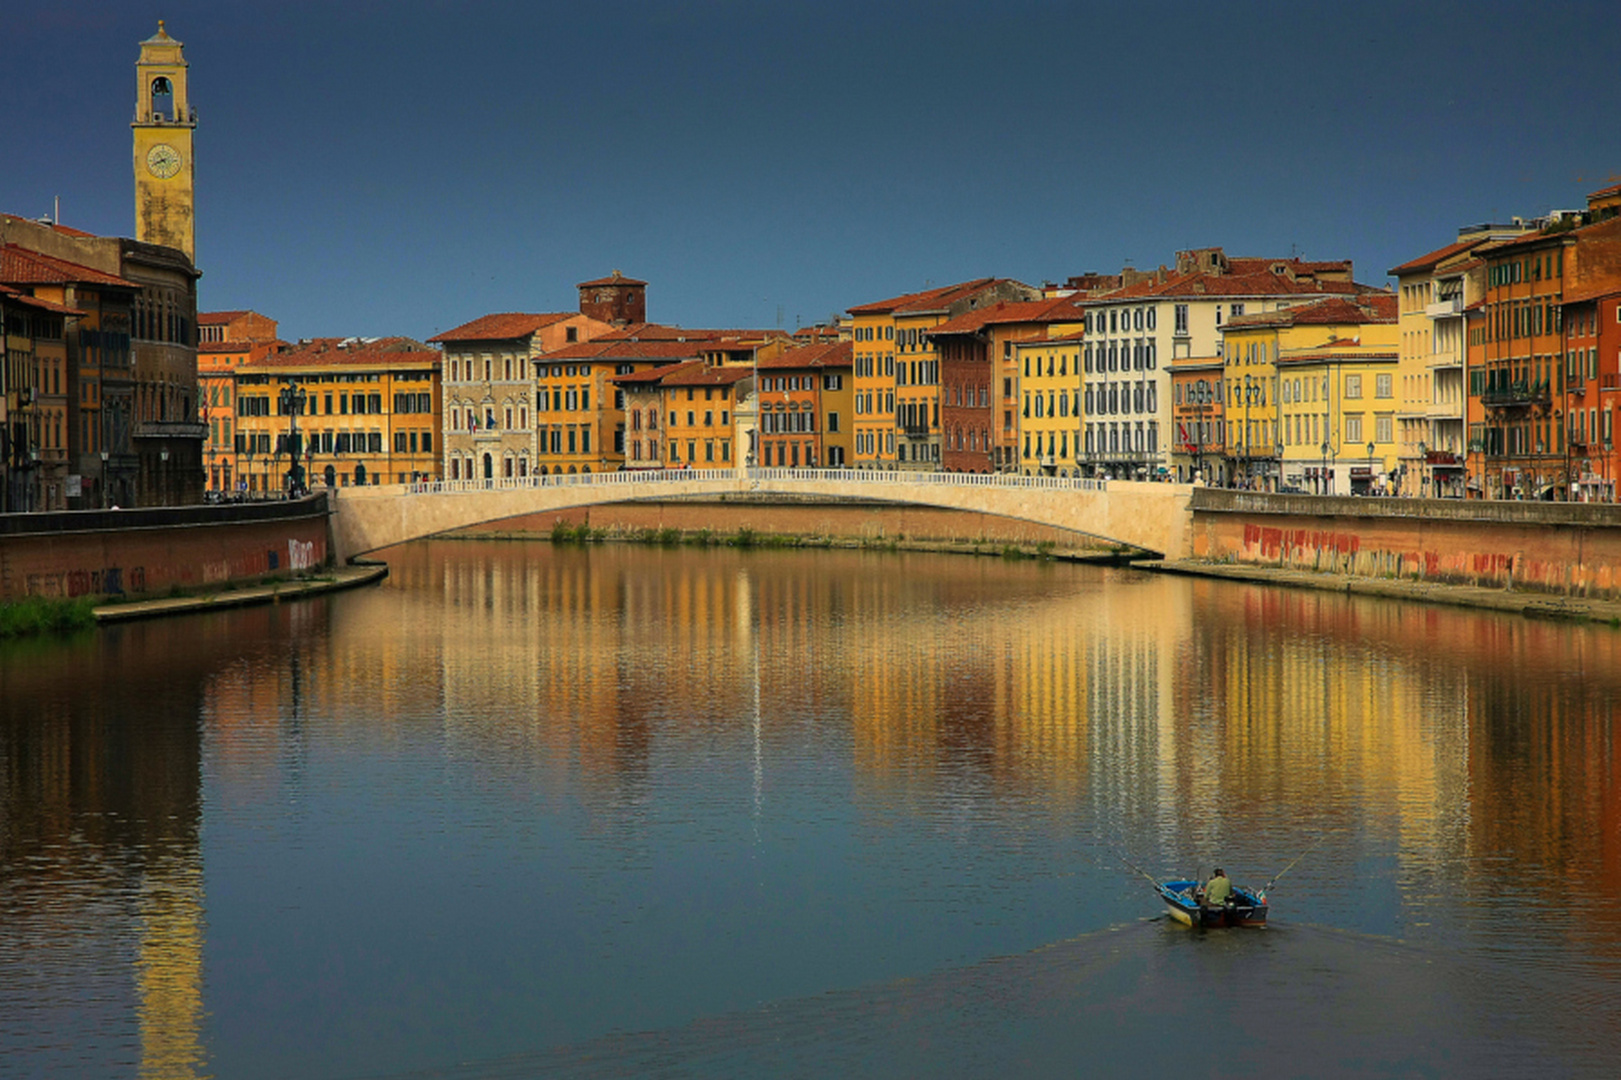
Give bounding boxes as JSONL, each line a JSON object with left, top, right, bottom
{"left": 428, "top": 312, "right": 575, "bottom": 342}
{"left": 1224, "top": 256, "right": 1351, "bottom": 276}
{"left": 1091, "top": 269, "right": 1371, "bottom": 302}
{"left": 1589, "top": 181, "right": 1621, "bottom": 200}
{"left": 847, "top": 278, "right": 1000, "bottom": 316}
{"left": 198, "top": 310, "right": 251, "bottom": 324}
{"left": 542, "top": 338, "right": 708, "bottom": 362}
{"left": 0, "top": 214, "right": 96, "bottom": 239}
{"left": 1388, "top": 239, "right": 1482, "bottom": 277}
{"left": 242, "top": 337, "right": 437, "bottom": 370}
{"left": 200, "top": 338, "right": 289, "bottom": 355}
{"left": 927, "top": 296, "right": 1084, "bottom": 336}
{"left": 1562, "top": 282, "right": 1621, "bottom": 305}
{"left": 612, "top": 360, "right": 703, "bottom": 387}
{"left": 1016, "top": 329, "right": 1089, "bottom": 346}
{"left": 658, "top": 363, "right": 754, "bottom": 388}
{"left": 756, "top": 340, "right": 852, "bottom": 370}
{"left": 1223, "top": 294, "right": 1396, "bottom": 329}
{"left": 591, "top": 322, "right": 722, "bottom": 342}
{"left": 578, "top": 271, "right": 647, "bottom": 288}
{"left": 0, "top": 283, "right": 84, "bottom": 317}
{"left": 0, "top": 244, "right": 137, "bottom": 289}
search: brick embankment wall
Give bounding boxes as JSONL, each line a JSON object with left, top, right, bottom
{"left": 1192, "top": 490, "right": 1621, "bottom": 599}
{"left": 0, "top": 496, "right": 331, "bottom": 601}
{"left": 452, "top": 496, "right": 1115, "bottom": 551}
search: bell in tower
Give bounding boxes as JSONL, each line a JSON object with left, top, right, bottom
{"left": 132, "top": 21, "right": 197, "bottom": 262}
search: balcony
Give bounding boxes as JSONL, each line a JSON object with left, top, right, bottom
{"left": 1480, "top": 381, "right": 1551, "bottom": 407}
{"left": 1425, "top": 296, "right": 1465, "bottom": 319}
{"left": 134, "top": 421, "right": 207, "bottom": 441}
{"left": 1078, "top": 448, "right": 1160, "bottom": 463}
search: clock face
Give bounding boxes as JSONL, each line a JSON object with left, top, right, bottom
{"left": 146, "top": 143, "right": 182, "bottom": 179}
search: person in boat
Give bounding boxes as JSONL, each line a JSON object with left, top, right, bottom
{"left": 1203, "top": 868, "right": 1233, "bottom": 907}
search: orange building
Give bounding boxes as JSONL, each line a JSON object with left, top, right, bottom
{"left": 1169, "top": 356, "right": 1226, "bottom": 484}
{"left": 931, "top": 296, "right": 1081, "bottom": 473}
{"left": 1466, "top": 204, "right": 1621, "bottom": 499}
{"left": 529, "top": 327, "right": 711, "bottom": 477}
{"left": 197, "top": 310, "right": 281, "bottom": 496}
{"left": 1, "top": 237, "right": 139, "bottom": 509}
{"left": 846, "top": 278, "right": 1038, "bottom": 471}
{"left": 660, "top": 362, "right": 752, "bottom": 468}
{"left": 234, "top": 337, "right": 440, "bottom": 493}
{"left": 754, "top": 337, "right": 853, "bottom": 468}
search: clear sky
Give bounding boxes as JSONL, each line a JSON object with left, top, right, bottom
{"left": 10, "top": 1, "right": 1621, "bottom": 343}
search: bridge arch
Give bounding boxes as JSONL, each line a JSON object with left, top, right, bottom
{"left": 329, "top": 468, "right": 1192, "bottom": 562}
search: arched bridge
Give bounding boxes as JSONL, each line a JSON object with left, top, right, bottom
{"left": 329, "top": 468, "right": 1194, "bottom": 562}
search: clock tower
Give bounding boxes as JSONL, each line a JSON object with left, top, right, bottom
{"left": 133, "top": 21, "right": 196, "bottom": 262}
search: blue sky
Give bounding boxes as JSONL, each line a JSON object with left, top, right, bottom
{"left": 10, "top": 1, "right": 1621, "bottom": 342}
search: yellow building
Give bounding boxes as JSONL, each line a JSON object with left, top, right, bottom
{"left": 846, "top": 278, "right": 1038, "bottom": 471}
{"left": 1276, "top": 333, "right": 1400, "bottom": 495}
{"left": 233, "top": 337, "right": 440, "bottom": 494}
{"left": 1218, "top": 291, "right": 1400, "bottom": 489}
{"left": 1387, "top": 225, "right": 1532, "bottom": 497}
{"left": 1014, "top": 331, "right": 1085, "bottom": 475}
{"left": 660, "top": 361, "right": 752, "bottom": 468}
{"left": 132, "top": 22, "right": 196, "bottom": 263}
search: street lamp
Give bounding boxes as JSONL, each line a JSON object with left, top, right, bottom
{"left": 1367, "top": 441, "right": 1376, "bottom": 496}
{"left": 100, "top": 449, "right": 110, "bottom": 509}
{"left": 1417, "top": 441, "right": 1427, "bottom": 499}
{"left": 278, "top": 383, "right": 308, "bottom": 496}
{"left": 1320, "top": 440, "right": 1331, "bottom": 496}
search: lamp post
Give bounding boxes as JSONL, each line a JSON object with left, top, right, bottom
{"left": 1417, "top": 440, "right": 1427, "bottom": 499}
{"left": 1320, "top": 440, "right": 1331, "bottom": 496}
{"left": 160, "top": 448, "right": 170, "bottom": 507}
{"left": 278, "top": 383, "right": 308, "bottom": 496}
{"left": 244, "top": 451, "right": 255, "bottom": 500}
{"left": 100, "top": 449, "right": 110, "bottom": 509}
{"left": 1367, "top": 441, "right": 1376, "bottom": 496}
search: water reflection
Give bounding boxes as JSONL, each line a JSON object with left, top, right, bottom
{"left": 1, "top": 542, "right": 1618, "bottom": 1077}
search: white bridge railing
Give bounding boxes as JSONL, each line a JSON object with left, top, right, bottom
{"left": 402, "top": 468, "right": 1110, "bottom": 498}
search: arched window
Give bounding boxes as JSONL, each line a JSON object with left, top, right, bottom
{"left": 150, "top": 76, "right": 174, "bottom": 121}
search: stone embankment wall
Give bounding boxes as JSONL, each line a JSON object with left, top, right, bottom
{"left": 0, "top": 496, "right": 331, "bottom": 601}
{"left": 449, "top": 495, "right": 1116, "bottom": 552}
{"left": 1192, "top": 489, "right": 1621, "bottom": 598}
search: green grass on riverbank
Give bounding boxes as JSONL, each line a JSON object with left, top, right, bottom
{"left": 0, "top": 595, "right": 98, "bottom": 639}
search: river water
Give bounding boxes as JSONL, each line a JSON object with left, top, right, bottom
{"left": 2, "top": 541, "right": 1618, "bottom": 1078}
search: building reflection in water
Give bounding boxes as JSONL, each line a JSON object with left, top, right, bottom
{"left": 369, "top": 543, "right": 1618, "bottom": 951}
{"left": 0, "top": 612, "right": 250, "bottom": 1079}
{"left": 4, "top": 540, "right": 1619, "bottom": 1073}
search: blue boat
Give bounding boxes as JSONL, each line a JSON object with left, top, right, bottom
{"left": 1156, "top": 879, "right": 1269, "bottom": 928}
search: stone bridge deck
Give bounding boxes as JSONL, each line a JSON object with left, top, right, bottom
{"left": 330, "top": 468, "right": 1194, "bottom": 561}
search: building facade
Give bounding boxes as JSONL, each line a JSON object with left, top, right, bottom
{"left": 755, "top": 338, "right": 852, "bottom": 468}
{"left": 234, "top": 337, "right": 440, "bottom": 494}
{"left": 847, "top": 279, "right": 1038, "bottom": 471}
{"left": 198, "top": 310, "right": 282, "bottom": 496}
{"left": 1078, "top": 248, "right": 1375, "bottom": 480}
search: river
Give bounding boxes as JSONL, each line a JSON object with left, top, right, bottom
{"left": 2, "top": 541, "right": 1618, "bottom": 1078}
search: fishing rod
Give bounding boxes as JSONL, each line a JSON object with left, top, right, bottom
{"left": 1262, "top": 832, "right": 1329, "bottom": 894}
{"left": 1112, "top": 847, "right": 1166, "bottom": 891}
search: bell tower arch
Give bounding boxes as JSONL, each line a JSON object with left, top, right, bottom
{"left": 132, "top": 21, "right": 197, "bottom": 262}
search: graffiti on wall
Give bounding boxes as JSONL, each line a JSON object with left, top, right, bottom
{"left": 26, "top": 566, "right": 147, "bottom": 598}
{"left": 287, "top": 539, "right": 318, "bottom": 571}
